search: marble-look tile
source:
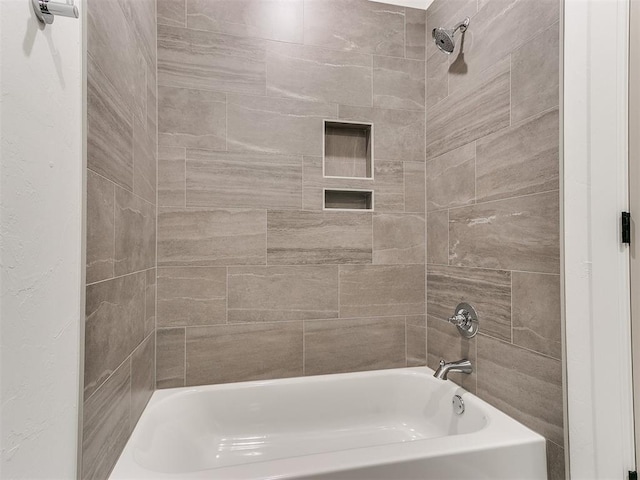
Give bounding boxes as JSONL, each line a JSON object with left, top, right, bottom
{"left": 227, "top": 94, "right": 336, "bottom": 156}
{"left": 302, "top": 157, "right": 403, "bottom": 213}
{"left": 427, "top": 315, "right": 476, "bottom": 393}
{"left": 144, "top": 269, "right": 156, "bottom": 337}
{"left": 133, "top": 117, "right": 156, "bottom": 205}
{"left": 512, "top": 272, "right": 562, "bottom": 359}
{"left": 339, "top": 265, "right": 425, "bottom": 317}
{"left": 426, "top": 142, "right": 475, "bottom": 210}
{"left": 426, "top": 51, "right": 449, "bottom": 109}
{"left": 448, "top": 0, "right": 559, "bottom": 94}
{"left": 119, "top": 0, "right": 156, "bottom": 68}
{"left": 426, "top": 0, "right": 478, "bottom": 60}
{"left": 186, "top": 322, "right": 303, "bottom": 385}
{"left": 158, "top": 147, "right": 186, "bottom": 207}
{"left": 427, "top": 210, "right": 449, "bottom": 265}
{"left": 427, "top": 265, "right": 511, "bottom": 341}
{"left": 267, "top": 210, "right": 372, "bottom": 265}
{"left": 267, "top": 42, "right": 372, "bottom": 107}
{"left": 158, "top": 86, "right": 226, "bottom": 150}
{"left": 86, "top": 171, "right": 115, "bottom": 284}
{"left": 186, "top": 150, "right": 302, "bottom": 209}
{"left": 407, "top": 316, "right": 427, "bottom": 367}
{"left": 372, "top": 214, "right": 425, "bottom": 264}
{"left": 305, "top": 317, "right": 406, "bottom": 375}
{"left": 404, "top": 162, "right": 425, "bottom": 213}
{"left": 82, "top": 359, "right": 131, "bottom": 480}
{"left": 303, "top": 0, "right": 405, "bottom": 57}
{"left": 228, "top": 266, "right": 339, "bottom": 322}
{"left": 84, "top": 272, "right": 146, "bottom": 399}
{"left": 130, "top": 333, "right": 154, "bottom": 431}
{"left": 546, "top": 440, "right": 566, "bottom": 480}
{"left": 405, "top": 8, "right": 426, "bottom": 60}
{"left": 156, "top": 328, "right": 186, "bottom": 388}
{"left": 158, "top": 0, "right": 186, "bottom": 27}
{"left": 449, "top": 191, "right": 560, "bottom": 274}
{"left": 146, "top": 58, "right": 158, "bottom": 139}
{"left": 512, "top": 22, "right": 560, "bottom": 124}
{"left": 87, "top": 58, "right": 133, "bottom": 191}
{"left": 130, "top": 48, "right": 148, "bottom": 132}
{"left": 477, "top": 335, "right": 564, "bottom": 445}
{"left": 158, "top": 207, "right": 266, "bottom": 266}
{"left": 157, "top": 267, "right": 227, "bottom": 327}
{"left": 157, "top": 25, "right": 266, "bottom": 94}
{"left": 476, "top": 109, "right": 559, "bottom": 202}
{"left": 373, "top": 56, "right": 425, "bottom": 111}
{"left": 425, "top": 57, "right": 510, "bottom": 159}
{"left": 186, "top": 0, "right": 303, "bottom": 43}
{"left": 114, "top": 188, "right": 156, "bottom": 276}
{"left": 340, "top": 106, "right": 425, "bottom": 163}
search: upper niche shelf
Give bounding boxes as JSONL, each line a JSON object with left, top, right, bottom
{"left": 323, "top": 120, "right": 373, "bottom": 179}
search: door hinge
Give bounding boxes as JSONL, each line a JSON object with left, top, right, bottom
{"left": 622, "top": 212, "right": 631, "bottom": 244}
{"left": 629, "top": 471, "right": 637, "bottom": 480}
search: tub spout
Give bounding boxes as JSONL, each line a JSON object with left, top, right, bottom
{"left": 433, "top": 359, "right": 472, "bottom": 380}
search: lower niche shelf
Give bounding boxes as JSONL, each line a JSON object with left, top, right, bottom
{"left": 323, "top": 189, "right": 373, "bottom": 211}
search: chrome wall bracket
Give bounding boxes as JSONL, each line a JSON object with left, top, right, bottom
{"left": 32, "top": 0, "right": 79, "bottom": 25}
{"left": 448, "top": 302, "right": 479, "bottom": 338}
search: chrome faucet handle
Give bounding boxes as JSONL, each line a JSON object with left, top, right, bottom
{"left": 447, "top": 303, "right": 479, "bottom": 338}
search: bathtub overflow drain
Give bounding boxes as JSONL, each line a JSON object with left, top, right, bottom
{"left": 452, "top": 395, "right": 465, "bottom": 415}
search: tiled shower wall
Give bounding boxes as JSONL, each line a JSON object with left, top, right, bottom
{"left": 154, "top": 0, "right": 428, "bottom": 387}
{"left": 82, "top": 0, "right": 157, "bottom": 478}
{"left": 424, "top": 0, "right": 564, "bottom": 478}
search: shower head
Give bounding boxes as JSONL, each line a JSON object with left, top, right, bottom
{"left": 432, "top": 17, "right": 470, "bottom": 54}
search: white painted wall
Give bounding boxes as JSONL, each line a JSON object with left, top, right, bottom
{"left": 564, "top": 0, "right": 636, "bottom": 477}
{"left": 368, "top": 0, "right": 434, "bottom": 10}
{"left": 0, "top": 0, "right": 84, "bottom": 478}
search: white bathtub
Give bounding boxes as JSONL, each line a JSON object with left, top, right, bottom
{"left": 110, "top": 367, "right": 547, "bottom": 479}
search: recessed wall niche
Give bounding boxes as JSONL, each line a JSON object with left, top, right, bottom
{"left": 323, "top": 189, "right": 374, "bottom": 211}
{"left": 323, "top": 120, "right": 373, "bottom": 179}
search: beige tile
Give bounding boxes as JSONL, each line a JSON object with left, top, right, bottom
{"left": 304, "top": 317, "right": 406, "bottom": 375}
{"left": 86, "top": 171, "right": 115, "bottom": 284}
{"left": 477, "top": 335, "right": 564, "bottom": 445}
{"left": 144, "top": 269, "right": 156, "bottom": 337}
{"left": 476, "top": 108, "right": 559, "bottom": 202}
{"left": 373, "top": 56, "right": 425, "bottom": 111}
{"left": 267, "top": 42, "right": 372, "bottom": 107}
{"left": 405, "top": 7, "right": 426, "bottom": 60}
{"left": 427, "top": 315, "right": 477, "bottom": 393}
{"left": 267, "top": 210, "right": 372, "bottom": 265}
{"left": 427, "top": 265, "right": 511, "bottom": 342}
{"left": 119, "top": 0, "right": 156, "bottom": 68}
{"left": 131, "top": 333, "right": 154, "bottom": 431}
{"left": 158, "top": 24, "right": 266, "bottom": 94}
{"left": 426, "top": 49, "right": 449, "bottom": 109}
{"left": 156, "top": 328, "right": 186, "bottom": 388}
{"left": 373, "top": 214, "right": 425, "bottom": 264}
{"left": 158, "top": 207, "right": 266, "bottom": 266}
{"left": 158, "top": 0, "right": 186, "bottom": 27}
{"left": 186, "top": 150, "right": 302, "bottom": 209}
{"left": 512, "top": 22, "right": 559, "bottom": 124}
{"left": 303, "top": 0, "right": 405, "bottom": 57}
{"left": 425, "top": 57, "right": 510, "bottom": 159}
{"left": 87, "top": 58, "right": 133, "bottom": 191}
{"left": 339, "top": 265, "right": 425, "bottom": 317}
{"left": 404, "top": 162, "right": 425, "bottom": 213}
{"left": 133, "top": 116, "right": 156, "bottom": 205}
{"left": 340, "top": 106, "right": 425, "bottom": 163}
{"left": 84, "top": 272, "right": 146, "bottom": 399}
{"left": 114, "top": 187, "right": 156, "bottom": 276}
{"left": 449, "top": 191, "right": 560, "bottom": 274}
{"left": 186, "top": 0, "right": 303, "bottom": 43}
{"left": 227, "top": 94, "right": 336, "bottom": 156}
{"left": 186, "top": 322, "right": 303, "bottom": 385}
{"left": 546, "top": 440, "right": 566, "bottom": 480}
{"left": 427, "top": 210, "right": 449, "bottom": 265}
{"left": 157, "top": 267, "right": 227, "bottom": 327}
{"left": 512, "top": 272, "right": 562, "bottom": 359}
{"left": 228, "top": 266, "right": 339, "bottom": 322}
{"left": 426, "top": 142, "right": 475, "bottom": 211}
{"left": 158, "top": 146, "right": 186, "bottom": 207}
{"left": 82, "top": 359, "right": 131, "bottom": 480}
{"left": 407, "top": 322, "right": 427, "bottom": 367}
{"left": 158, "top": 86, "right": 226, "bottom": 150}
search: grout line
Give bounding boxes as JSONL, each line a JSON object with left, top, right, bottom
{"left": 509, "top": 54, "right": 512, "bottom": 127}
{"left": 473, "top": 140, "right": 477, "bottom": 204}
{"left": 476, "top": 331, "right": 562, "bottom": 362}
{"left": 510, "top": 274, "right": 514, "bottom": 344}
{"left": 446, "top": 188, "right": 560, "bottom": 212}
{"left": 86, "top": 266, "right": 156, "bottom": 287}
{"left": 183, "top": 327, "right": 187, "bottom": 387}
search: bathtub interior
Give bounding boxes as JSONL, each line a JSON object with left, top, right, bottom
{"left": 131, "top": 370, "right": 488, "bottom": 473}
